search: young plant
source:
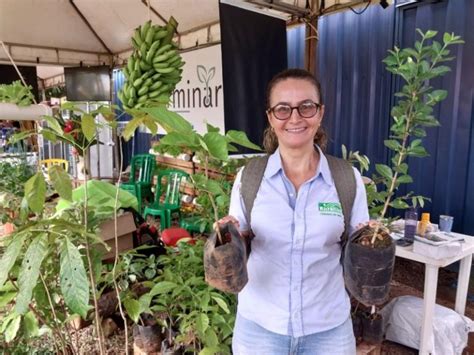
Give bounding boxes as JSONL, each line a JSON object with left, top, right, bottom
{"left": 357, "top": 29, "right": 464, "bottom": 246}
{"left": 123, "top": 106, "right": 261, "bottom": 236}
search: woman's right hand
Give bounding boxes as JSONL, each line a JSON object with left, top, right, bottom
{"left": 213, "top": 215, "right": 240, "bottom": 231}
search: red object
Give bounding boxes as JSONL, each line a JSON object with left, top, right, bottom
{"left": 161, "top": 227, "right": 193, "bottom": 247}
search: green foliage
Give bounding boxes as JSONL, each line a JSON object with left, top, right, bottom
{"left": 129, "top": 240, "right": 236, "bottom": 354}
{"left": 0, "top": 81, "right": 34, "bottom": 106}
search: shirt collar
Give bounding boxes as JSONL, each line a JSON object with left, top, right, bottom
{"left": 264, "top": 145, "right": 334, "bottom": 187}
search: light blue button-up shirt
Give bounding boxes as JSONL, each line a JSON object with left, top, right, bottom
{"left": 229, "top": 147, "right": 369, "bottom": 337}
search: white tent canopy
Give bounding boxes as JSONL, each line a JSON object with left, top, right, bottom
{"left": 0, "top": 0, "right": 374, "bottom": 68}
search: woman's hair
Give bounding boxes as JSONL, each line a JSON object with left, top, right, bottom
{"left": 263, "top": 68, "right": 327, "bottom": 154}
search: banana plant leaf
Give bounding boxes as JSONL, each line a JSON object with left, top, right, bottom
{"left": 56, "top": 180, "right": 138, "bottom": 216}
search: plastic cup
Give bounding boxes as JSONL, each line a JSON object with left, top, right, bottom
{"left": 439, "top": 215, "right": 454, "bottom": 233}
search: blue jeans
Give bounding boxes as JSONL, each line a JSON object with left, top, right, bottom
{"left": 232, "top": 313, "right": 356, "bottom": 355}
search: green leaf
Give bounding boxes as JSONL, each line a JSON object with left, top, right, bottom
{"left": 397, "top": 175, "right": 413, "bottom": 184}
{"left": 123, "top": 298, "right": 141, "bottom": 324}
{"left": 149, "top": 281, "right": 178, "bottom": 296}
{"left": 206, "top": 123, "right": 220, "bottom": 133}
{"left": 424, "top": 30, "right": 438, "bottom": 39}
{"left": 144, "top": 106, "right": 194, "bottom": 134}
{"left": 226, "top": 130, "right": 262, "bottom": 151}
{"left": 0, "top": 234, "right": 26, "bottom": 287}
{"left": 61, "top": 102, "right": 84, "bottom": 113}
{"left": 24, "top": 173, "right": 46, "bottom": 214}
{"left": 9, "top": 130, "right": 35, "bottom": 145}
{"left": 4, "top": 313, "right": 21, "bottom": 342}
{"left": 390, "top": 199, "right": 410, "bottom": 209}
{"left": 203, "top": 132, "right": 228, "bottom": 161}
{"left": 204, "top": 328, "right": 218, "bottom": 347}
{"left": 60, "top": 239, "right": 90, "bottom": 319}
{"left": 212, "top": 296, "right": 230, "bottom": 314}
{"left": 196, "top": 313, "right": 209, "bottom": 336}
{"left": 408, "top": 146, "right": 429, "bottom": 157}
{"left": 384, "top": 139, "right": 401, "bottom": 151}
{"left": 15, "top": 233, "right": 48, "bottom": 314}
{"left": 49, "top": 165, "right": 73, "bottom": 201}
{"left": 199, "top": 347, "right": 220, "bottom": 355}
{"left": 143, "top": 116, "right": 158, "bottom": 135}
{"left": 160, "top": 131, "right": 200, "bottom": 149}
{"left": 81, "top": 114, "right": 96, "bottom": 141}
{"left": 122, "top": 117, "right": 143, "bottom": 141}
{"left": 443, "top": 32, "right": 451, "bottom": 44}
{"left": 432, "top": 65, "right": 451, "bottom": 76}
{"left": 431, "top": 89, "right": 448, "bottom": 102}
{"left": 375, "top": 164, "right": 393, "bottom": 180}
{"left": 43, "top": 115, "right": 63, "bottom": 135}
{"left": 23, "top": 311, "right": 39, "bottom": 338}
{"left": 41, "top": 129, "right": 58, "bottom": 143}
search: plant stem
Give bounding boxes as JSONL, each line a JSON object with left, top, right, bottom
{"left": 39, "top": 272, "right": 68, "bottom": 353}
{"left": 82, "top": 149, "right": 106, "bottom": 354}
{"left": 203, "top": 155, "right": 223, "bottom": 244}
{"left": 371, "top": 93, "right": 416, "bottom": 245}
{"left": 112, "top": 136, "right": 129, "bottom": 355}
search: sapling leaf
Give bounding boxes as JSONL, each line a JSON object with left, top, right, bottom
{"left": 123, "top": 298, "right": 141, "bottom": 324}
{"left": 81, "top": 114, "right": 96, "bottom": 141}
{"left": 0, "top": 233, "right": 27, "bottom": 287}
{"left": 24, "top": 173, "right": 46, "bottom": 214}
{"left": 375, "top": 164, "right": 393, "bottom": 180}
{"left": 49, "top": 165, "right": 73, "bottom": 201}
{"left": 15, "top": 233, "right": 48, "bottom": 314}
{"left": 60, "top": 238, "right": 90, "bottom": 319}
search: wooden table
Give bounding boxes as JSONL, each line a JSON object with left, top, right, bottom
{"left": 395, "top": 233, "right": 474, "bottom": 354}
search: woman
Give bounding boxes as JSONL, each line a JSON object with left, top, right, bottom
{"left": 219, "top": 69, "right": 369, "bottom": 354}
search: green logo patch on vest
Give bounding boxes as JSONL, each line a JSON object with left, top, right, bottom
{"left": 318, "top": 202, "right": 343, "bottom": 217}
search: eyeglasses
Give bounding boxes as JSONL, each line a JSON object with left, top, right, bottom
{"left": 267, "top": 101, "right": 321, "bottom": 120}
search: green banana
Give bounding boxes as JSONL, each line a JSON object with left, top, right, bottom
{"left": 140, "top": 42, "right": 148, "bottom": 58}
{"left": 140, "top": 20, "right": 152, "bottom": 41}
{"left": 149, "top": 81, "right": 163, "bottom": 90}
{"left": 127, "top": 56, "right": 135, "bottom": 73}
{"left": 156, "top": 67, "right": 176, "bottom": 74}
{"left": 155, "top": 44, "right": 172, "bottom": 57}
{"left": 145, "top": 41, "right": 160, "bottom": 63}
{"left": 137, "top": 86, "right": 149, "bottom": 96}
{"left": 127, "top": 97, "right": 135, "bottom": 107}
{"left": 154, "top": 29, "right": 168, "bottom": 41}
{"left": 140, "top": 70, "right": 154, "bottom": 81}
{"left": 151, "top": 73, "right": 161, "bottom": 80}
{"left": 131, "top": 36, "right": 140, "bottom": 50}
{"left": 129, "top": 86, "right": 137, "bottom": 99}
{"left": 148, "top": 89, "right": 162, "bottom": 98}
{"left": 129, "top": 70, "right": 138, "bottom": 84}
{"left": 139, "top": 60, "right": 152, "bottom": 71}
{"left": 133, "top": 77, "right": 144, "bottom": 88}
{"left": 153, "top": 54, "right": 169, "bottom": 63}
{"left": 138, "top": 94, "right": 149, "bottom": 103}
{"left": 122, "top": 66, "right": 129, "bottom": 78}
{"left": 143, "top": 78, "right": 153, "bottom": 87}
{"left": 153, "top": 62, "right": 169, "bottom": 69}
{"left": 133, "top": 28, "right": 143, "bottom": 46}
{"left": 162, "top": 16, "right": 178, "bottom": 45}
{"left": 145, "top": 26, "right": 155, "bottom": 46}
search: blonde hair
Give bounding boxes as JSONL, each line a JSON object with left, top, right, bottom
{"left": 263, "top": 69, "right": 327, "bottom": 154}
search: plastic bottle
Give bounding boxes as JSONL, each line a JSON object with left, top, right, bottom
{"left": 417, "top": 212, "right": 431, "bottom": 237}
{"left": 404, "top": 208, "right": 418, "bottom": 244}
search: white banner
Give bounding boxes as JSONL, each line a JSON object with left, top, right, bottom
{"left": 169, "top": 44, "right": 225, "bottom": 134}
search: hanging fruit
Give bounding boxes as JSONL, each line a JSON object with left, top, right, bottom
{"left": 119, "top": 17, "right": 184, "bottom": 110}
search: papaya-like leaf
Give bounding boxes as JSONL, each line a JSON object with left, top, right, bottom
{"left": 203, "top": 132, "right": 228, "bottom": 161}
{"left": 81, "top": 114, "right": 96, "bottom": 142}
{"left": 4, "top": 313, "right": 21, "bottom": 342}
{"left": 49, "top": 165, "right": 73, "bottom": 201}
{"left": 24, "top": 173, "right": 46, "bottom": 214}
{"left": 22, "top": 311, "right": 39, "bottom": 338}
{"left": 212, "top": 296, "right": 230, "bottom": 314}
{"left": 204, "top": 328, "right": 218, "bottom": 347}
{"left": 0, "top": 234, "right": 26, "bottom": 287}
{"left": 226, "top": 130, "right": 262, "bottom": 151}
{"left": 149, "top": 281, "right": 178, "bottom": 296}
{"left": 122, "top": 117, "right": 143, "bottom": 141}
{"left": 15, "top": 234, "right": 48, "bottom": 314}
{"left": 60, "top": 239, "right": 90, "bottom": 319}
{"left": 206, "top": 123, "right": 220, "bottom": 133}
{"left": 43, "top": 115, "right": 63, "bottom": 135}
{"left": 144, "top": 106, "right": 193, "bottom": 134}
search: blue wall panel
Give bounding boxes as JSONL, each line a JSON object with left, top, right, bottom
{"left": 317, "top": 4, "right": 395, "bottom": 170}
{"left": 315, "top": 0, "right": 474, "bottom": 234}
{"left": 287, "top": 24, "right": 305, "bottom": 69}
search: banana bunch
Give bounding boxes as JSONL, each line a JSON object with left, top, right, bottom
{"left": 118, "top": 17, "right": 184, "bottom": 110}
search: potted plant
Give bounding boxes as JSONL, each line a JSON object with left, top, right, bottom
{"left": 343, "top": 29, "right": 464, "bottom": 324}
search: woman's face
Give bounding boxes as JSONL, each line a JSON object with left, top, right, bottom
{"left": 267, "top": 78, "right": 324, "bottom": 151}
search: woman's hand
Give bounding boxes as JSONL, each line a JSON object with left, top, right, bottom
{"left": 213, "top": 215, "right": 240, "bottom": 231}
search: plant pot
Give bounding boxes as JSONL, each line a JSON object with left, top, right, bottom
{"left": 343, "top": 226, "right": 396, "bottom": 305}
{"left": 133, "top": 324, "right": 162, "bottom": 354}
{"left": 351, "top": 312, "right": 363, "bottom": 344}
{"left": 203, "top": 222, "right": 248, "bottom": 293}
{"left": 161, "top": 338, "right": 183, "bottom": 355}
{"left": 362, "top": 313, "right": 384, "bottom": 344}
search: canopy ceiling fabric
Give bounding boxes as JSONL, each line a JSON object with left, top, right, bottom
{"left": 0, "top": 0, "right": 373, "bottom": 67}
